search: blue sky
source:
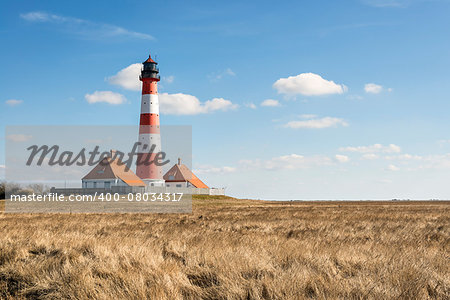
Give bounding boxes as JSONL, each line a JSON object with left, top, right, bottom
{"left": 1, "top": 0, "right": 450, "bottom": 199}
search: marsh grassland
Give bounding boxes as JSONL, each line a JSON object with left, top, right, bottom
{"left": 0, "top": 197, "right": 449, "bottom": 299}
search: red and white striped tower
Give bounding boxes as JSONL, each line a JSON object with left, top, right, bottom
{"left": 136, "top": 53, "right": 165, "bottom": 186}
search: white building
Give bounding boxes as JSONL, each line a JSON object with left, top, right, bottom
{"left": 82, "top": 153, "right": 145, "bottom": 189}
{"left": 163, "top": 158, "right": 209, "bottom": 189}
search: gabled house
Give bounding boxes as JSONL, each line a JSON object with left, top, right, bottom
{"left": 164, "top": 158, "right": 208, "bottom": 188}
{"left": 82, "top": 151, "right": 145, "bottom": 188}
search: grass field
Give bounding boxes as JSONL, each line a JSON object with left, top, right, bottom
{"left": 0, "top": 197, "right": 449, "bottom": 299}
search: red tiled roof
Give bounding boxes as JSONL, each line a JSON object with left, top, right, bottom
{"left": 163, "top": 163, "right": 208, "bottom": 188}
{"left": 82, "top": 157, "right": 145, "bottom": 187}
{"left": 144, "top": 54, "right": 156, "bottom": 63}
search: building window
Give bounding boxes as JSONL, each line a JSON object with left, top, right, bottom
{"left": 176, "top": 184, "right": 182, "bottom": 188}
{"left": 169, "top": 175, "right": 175, "bottom": 180}
{"left": 105, "top": 181, "right": 111, "bottom": 189}
{"left": 93, "top": 182, "right": 97, "bottom": 188}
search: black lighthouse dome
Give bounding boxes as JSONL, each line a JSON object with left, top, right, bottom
{"left": 140, "top": 54, "right": 160, "bottom": 81}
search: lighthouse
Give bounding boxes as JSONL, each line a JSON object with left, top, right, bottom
{"left": 136, "top": 53, "right": 165, "bottom": 186}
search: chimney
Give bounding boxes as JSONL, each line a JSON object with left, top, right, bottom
{"left": 178, "top": 158, "right": 181, "bottom": 165}
{"left": 110, "top": 149, "right": 116, "bottom": 159}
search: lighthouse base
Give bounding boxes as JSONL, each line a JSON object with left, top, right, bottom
{"left": 143, "top": 179, "right": 166, "bottom": 187}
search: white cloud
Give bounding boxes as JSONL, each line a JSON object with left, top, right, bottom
{"left": 364, "top": 83, "right": 383, "bottom": 94}
{"left": 107, "top": 63, "right": 141, "bottom": 91}
{"left": 273, "top": 73, "right": 347, "bottom": 96}
{"left": 20, "top": 11, "right": 51, "bottom": 21}
{"left": 20, "top": 11, "right": 154, "bottom": 40}
{"left": 385, "top": 154, "right": 423, "bottom": 161}
{"left": 362, "top": 153, "right": 380, "bottom": 160}
{"left": 208, "top": 68, "right": 236, "bottom": 81}
{"left": 339, "top": 143, "right": 401, "bottom": 153}
{"left": 224, "top": 68, "right": 235, "bottom": 76}
{"left": 6, "top": 134, "right": 32, "bottom": 142}
{"left": 418, "top": 154, "right": 450, "bottom": 170}
{"left": 362, "top": 0, "right": 410, "bottom": 8}
{"left": 163, "top": 75, "right": 175, "bottom": 84}
{"left": 347, "top": 94, "right": 364, "bottom": 100}
{"left": 284, "top": 117, "right": 348, "bottom": 129}
{"left": 5, "top": 99, "right": 23, "bottom": 106}
{"left": 299, "top": 114, "right": 318, "bottom": 119}
{"left": 239, "top": 154, "right": 334, "bottom": 171}
{"left": 437, "top": 139, "right": 450, "bottom": 148}
{"left": 245, "top": 103, "right": 257, "bottom": 109}
{"left": 358, "top": 152, "right": 450, "bottom": 171}
{"left": 386, "top": 164, "right": 400, "bottom": 171}
{"left": 204, "top": 98, "right": 237, "bottom": 112}
{"left": 261, "top": 99, "right": 280, "bottom": 107}
{"left": 85, "top": 91, "right": 127, "bottom": 105}
{"left": 0, "top": 165, "right": 5, "bottom": 169}
{"left": 335, "top": 154, "right": 350, "bottom": 163}
{"left": 159, "top": 93, "right": 238, "bottom": 115}
{"left": 194, "top": 165, "right": 236, "bottom": 175}
{"left": 377, "top": 179, "right": 393, "bottom": 184}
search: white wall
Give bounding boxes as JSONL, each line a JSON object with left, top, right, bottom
{"left": 82, "top": 178, "right": 127, "bottom": 189}
{"left": 51, "top": 186, "right": 225, "bottom": 195}
{"left": 165, "top": 181, "right": 189, "bottom": 188}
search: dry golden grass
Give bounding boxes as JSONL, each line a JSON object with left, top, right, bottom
{"left": 0, "top": 197, "right": 449, "bottom": 299}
